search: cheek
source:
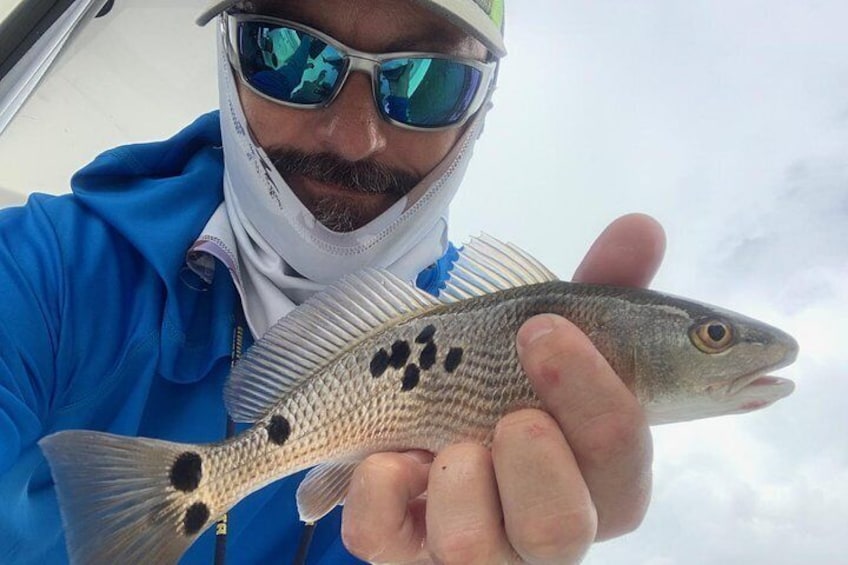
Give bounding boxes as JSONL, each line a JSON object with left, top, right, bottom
{"left": 238, "top": 84, "right": 309, "bottom": 148}
{"left": 384, "top": 128, "right": 464, "bottom": 176}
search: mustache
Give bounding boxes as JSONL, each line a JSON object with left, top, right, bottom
{"left": 267, "top": 148, "right": 422, "bottom": 197}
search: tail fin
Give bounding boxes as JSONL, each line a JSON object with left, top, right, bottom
{"left": 40, "top": 430, "right": 218, "bottom": 565}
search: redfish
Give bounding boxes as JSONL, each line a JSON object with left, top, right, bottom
{"left": 39, "top": 234, "right": 798, "bottom": 564}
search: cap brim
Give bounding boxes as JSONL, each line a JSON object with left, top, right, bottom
{"left": 415, "top": 0, "right": 506, "bottom": 57}
{"left": 196, "top": 0, "right": 506, "bottom": 57}
{"left": 196, "top": 0, "right": 239, "bottom": 26}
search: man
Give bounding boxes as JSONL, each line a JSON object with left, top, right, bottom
{"left": 0, "top": 0, "right": 664, "bottom": 563}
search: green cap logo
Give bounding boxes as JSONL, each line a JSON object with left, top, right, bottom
{"left": 475, "top": 0, "right": 505, "bottom": 29}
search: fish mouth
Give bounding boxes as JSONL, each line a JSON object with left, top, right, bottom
{"left": 706, "top": 369, "right": 796, "bottom": 414}
{"left": 714, "top": 343, "right": 799, "bottom": 399}
{"left": 731, "top": 374, "right": 796, "bottom": 413}
{"left": 729, "top": 373, "right": 795, "bottom": 396}
{"left": 709, "top": 361, "right": 795, "bottom": 409}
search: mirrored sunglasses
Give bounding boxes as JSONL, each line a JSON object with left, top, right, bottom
{"left": 224, "top": 14, "right": 496, "bottom": 131}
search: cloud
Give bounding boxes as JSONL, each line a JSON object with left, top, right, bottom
{"left": 705, "top": 157, "right": 848, "bottom": 315}
{"left": 587, "top": 390, "right": 848, "bottom": 564}
{"left": 612, "top": 154, "right": 848, "bottom": 563}
{"left": 477, "top": 4, "right": 848, "bottom": 563}
{"left": 581, "top": 151, "right": 848, "bottom": 562}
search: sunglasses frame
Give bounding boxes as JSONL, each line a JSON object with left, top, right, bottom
{"left": 222, "top": 13, "right": 497, "bottom": 131}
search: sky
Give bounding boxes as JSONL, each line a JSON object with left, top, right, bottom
{"left": 1, "top": 1, "right": 847, "bottom": 563}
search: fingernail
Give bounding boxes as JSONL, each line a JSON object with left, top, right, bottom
{"left": 517, "top": 315, "right": 557, "bottom": 350}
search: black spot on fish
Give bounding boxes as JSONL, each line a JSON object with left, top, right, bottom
{"left": 370, "top": 348, "right": 390, "bottom": 378}
{"left": 444, "top": 347, "right": 464, "bottom": 373}
{"left": 415, "top": 324, "right": 436, "bottom": 344}
{"left": 183, "top": 502, "right": 210, "bottom": 536}
{"left": 170, "top": 452, "right": 202, "bottom": 493}
{"left": 389, "top": 340, "right": 411, "bottom": 369}
{"left": 267, "top": 415, "right": 291, "bottom": 446}
{"left": 419, "top": 341, "right": 437, "bottom": 371}
{"left": 402, "top": 364, "right": 421, "bottom": 391}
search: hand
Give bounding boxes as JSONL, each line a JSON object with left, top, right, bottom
{"left": 341, "top": 214, "right": 666, "bottom": 564}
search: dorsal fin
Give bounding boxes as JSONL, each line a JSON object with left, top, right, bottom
{"left": 225, "top": 234, "right": 557, "bottom": 421}
{"left": 439, "top": 233, "right": 558, "bottom": 303}
{"left": 225, "top": 269, "right": 441, "bottom": 422}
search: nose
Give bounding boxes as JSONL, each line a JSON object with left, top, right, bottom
{"left": 314, "top": 71, "right": 388, "bottom": 161}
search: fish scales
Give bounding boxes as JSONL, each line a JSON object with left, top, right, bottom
{"left": 162, "top": 284, "right": 735, "bottom": 504}
{"left": 38, "top": 235, "right": 798, "bottom": 564}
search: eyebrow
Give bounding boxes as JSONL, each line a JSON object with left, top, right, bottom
{"left": 382, "top": 30, "right": 469, "bottom": 54}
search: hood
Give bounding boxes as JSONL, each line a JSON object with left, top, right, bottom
{"left": 71, "top": 111, "right": 235, "bottom": 383}
{"left": 71, "top": 111, "right": 224, "bottom": 283}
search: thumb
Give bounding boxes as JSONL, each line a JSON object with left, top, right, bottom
{"left": 573, "top": 213, "right": 666, "bottom": 288}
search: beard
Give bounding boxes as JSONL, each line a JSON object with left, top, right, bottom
{"left": 267, "top": 147, "right": 422, "bottom": 232}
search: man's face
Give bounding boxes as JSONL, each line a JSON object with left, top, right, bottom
{"left": 236, "top": 0, "right": 489, "bottom": 231}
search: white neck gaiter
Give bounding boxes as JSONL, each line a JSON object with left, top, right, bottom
{"left": 210, "top": 25, "right": 490, "bottom": 337}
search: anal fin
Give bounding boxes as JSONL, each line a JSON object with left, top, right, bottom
{"left": 296, "top": 461, "right": 360, "bottom": 523}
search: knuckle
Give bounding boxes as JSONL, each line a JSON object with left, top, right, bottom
{"left": 361, "top": 452, "right": 412, "bottom": 480}
{"left": 511, "top": 506, "right": 598, "bottom": 563}
{"left": 494, "top": 409, "right": 559, "bottom": 446}
{"left": 340, "top": 453, "right": 421, "bottom": 561}
{"left": 521, "top": 344, "right": 572, "bottom": 388}
{"left": 597, "top": 480, "right": 652, "bottom": 540}
{"left": 574, "top": 408, "right": 648, "bottom": 468}
{"left": 601, "top": 507, "right": 646, "bottom": 540}
{"left": 429, "top": 526, "right": 493, "bottom": 565}
{"left": 341, "top": 512, "right": 386, "bottom": 561}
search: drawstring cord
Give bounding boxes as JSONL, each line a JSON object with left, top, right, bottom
{"left": 292, "top": 523, "right": 317, "bottom": 565}
{"left": 214, "top": 303, "right": 318, "bottom": 565}
{"left": 213, "top": 304, "right": 245, "bottom": 565}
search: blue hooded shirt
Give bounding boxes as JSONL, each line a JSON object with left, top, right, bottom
{"left": 0, "top": 111, "right": 458, "bottom": 564}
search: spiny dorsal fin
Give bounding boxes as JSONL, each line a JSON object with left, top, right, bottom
{"left": 439, "top": 233, "right": 559, "bottom": 303}
{"left": 225, "top": 269, "right": 441, "bottom": 422}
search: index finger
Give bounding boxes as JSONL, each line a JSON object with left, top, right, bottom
{"left": 341, "top": 451, "right": 431, "bottom": 562}
{"left": 572, "top": 213, "right": 666, "bottom": 287}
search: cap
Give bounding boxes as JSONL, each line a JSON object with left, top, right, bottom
{"left": 196, "top": 0, "right": 506, "bottom": 58}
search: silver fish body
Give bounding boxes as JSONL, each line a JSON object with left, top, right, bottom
{"left": 39, "top": 235, "right": 798, "bottom": 564}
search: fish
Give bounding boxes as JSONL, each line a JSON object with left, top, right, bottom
{"left": 38, "top": 234, "right": 799, "bottom": 564}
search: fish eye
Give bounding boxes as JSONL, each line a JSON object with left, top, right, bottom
{"left": 690, "top": 319, "right": 734, "bottom": 353}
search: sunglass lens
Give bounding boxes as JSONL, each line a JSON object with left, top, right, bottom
{"left": 238, "top": 22, "right": 344, "bottom": 105}
{"left": 377, "top": 58, "right": 483, "bottom": 127}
